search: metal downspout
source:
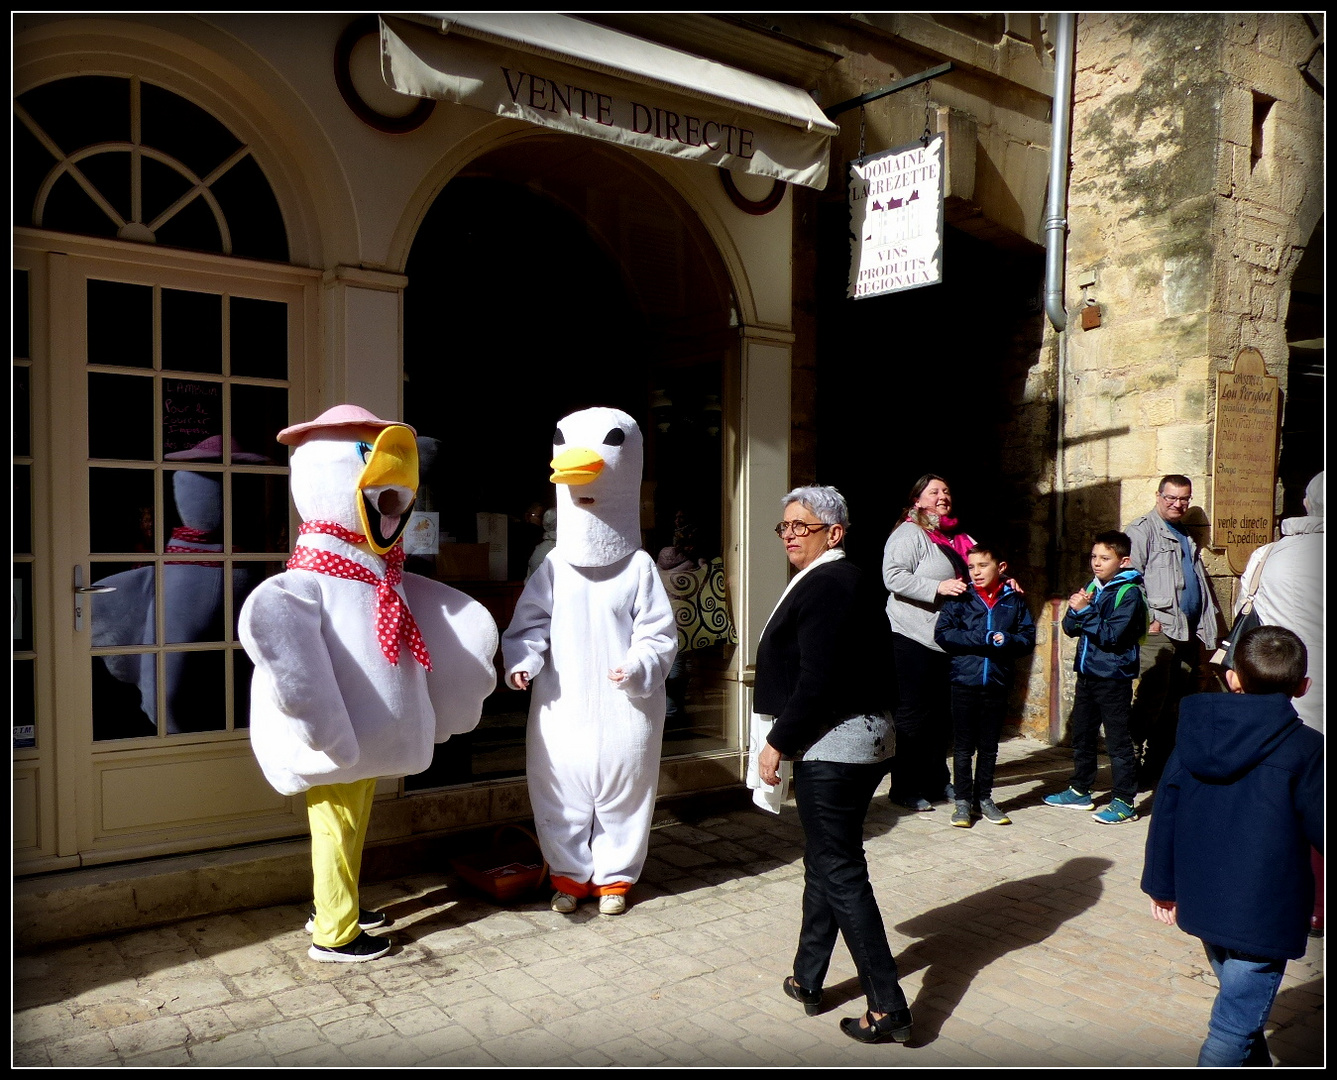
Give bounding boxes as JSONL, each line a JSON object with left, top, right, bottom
{"left": 1046, "top": 13, "right": 1076, "bottom": 743}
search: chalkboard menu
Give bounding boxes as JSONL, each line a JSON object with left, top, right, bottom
{"left": 162, "top": 379, "right": 222, "bottom": 458}
{"left": 1212, "top": 348, "right": 1280, "bottom": 574}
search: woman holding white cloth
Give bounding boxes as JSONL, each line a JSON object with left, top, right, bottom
{"left": 755, "top": 485, "right": 911, "bottom": 1045}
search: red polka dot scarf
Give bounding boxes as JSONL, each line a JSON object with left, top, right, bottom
{"left": 287, "top": 520, "right": 432, "bottom": 670}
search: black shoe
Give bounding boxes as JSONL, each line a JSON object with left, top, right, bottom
{"left": 783, "top": 976, "right": 823, "bottom": 1016}
{"left": 840, "top": 1008, "right": 913, "bottom": 1044}
{"left": 307, "top": 930, "right": 391, "bottom": 963}
{"left": 305, "top": 907, "right": 388, "bottom": 933}
{"left": 890, "top": 796, "right": 934, "bottom": 812}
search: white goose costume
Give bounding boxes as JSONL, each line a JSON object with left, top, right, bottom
{"left": 239, "top": 405, "right": 497, "bottom": 959}
{"left": 503, "top": 407, "right": 677, "bottom": 904}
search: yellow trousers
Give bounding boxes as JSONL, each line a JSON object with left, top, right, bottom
{"left": 306, "top": 778, "right": 377, "bottom": 948}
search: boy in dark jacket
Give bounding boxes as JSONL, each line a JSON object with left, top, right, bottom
{"left": 935, "top": 542, "right": 1036, "bottom": 826}
{"left": 1044, "top": 530, "right": 1147, "bottom": 824}
{"left": 1141, "top": 625, "right": 1322, "bottom": 1066}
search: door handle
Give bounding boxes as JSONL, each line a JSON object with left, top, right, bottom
{"left": 73, "top": 566, "right": 116, "bottom": 632}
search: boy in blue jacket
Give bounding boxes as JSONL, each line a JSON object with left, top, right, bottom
{"left": 1141, "top": 625, "right": 1322, "bottom": 1066}
{"left": 1044, "top": 530, "right": 1147, "bottom": 824}
{"left": 935, "top": 542, "right": 1036, "bottom": 826}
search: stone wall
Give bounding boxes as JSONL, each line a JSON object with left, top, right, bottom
{"left": 1057, "top": 12, "right": 1323, "bottom": 720}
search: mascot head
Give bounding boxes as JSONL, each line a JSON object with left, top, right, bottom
{"left": 279, "top": 405, "right": 419, "bottom": 556}
{"left": 549, "top": 406, "right": 644, "bottom": 568}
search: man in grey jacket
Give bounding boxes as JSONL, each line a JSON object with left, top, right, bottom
{"left": 1124, "top": 474, "right": 1222, "bottom": 793}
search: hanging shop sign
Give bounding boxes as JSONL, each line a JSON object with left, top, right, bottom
{"left": 1212, "top": 347, "right": 1280, "bottom": 574}
{"left": 380, "top": 14, "right": 837, "bottom": 190}
{"left": 847, "top": 134, "right": 945, "bottom": 299}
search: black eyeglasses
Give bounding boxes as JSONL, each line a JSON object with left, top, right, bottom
{"left": 1160, "top": 494, "right": 1191, "bottom": 505}
{"left": 774, "top": 521, "right": 832, "bottom": 537}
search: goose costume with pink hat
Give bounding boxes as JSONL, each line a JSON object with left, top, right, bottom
{"left": 503, "top": 407, "right": 677, "bottom": 914}
{"left": 239, "top": 404, "right": 498, "bottom": 961}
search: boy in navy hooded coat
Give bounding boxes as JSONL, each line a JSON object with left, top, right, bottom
{"left": 935, "top": 542, "right": 1035, "bottom": 825}
{"left": 1141, "top": 625, "right": 1322, "bottom": 1066}
{"left": 1044, "top": 530, "right": 1147, "bottom": 824}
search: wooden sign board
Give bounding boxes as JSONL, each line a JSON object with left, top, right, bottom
{"left": 1212, "top": 347, "right": 1280, "bottom": 574}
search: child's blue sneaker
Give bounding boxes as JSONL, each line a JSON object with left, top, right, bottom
{"left": 1092, "top": 798, "right": 1137, "bottom": 824}
{"left": 1043, "top": 787, "right": 1095, "bottom": 810}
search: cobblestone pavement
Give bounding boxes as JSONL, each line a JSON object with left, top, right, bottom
{"left": 13, "top": 738, "right": 1325, "bottom": 1067}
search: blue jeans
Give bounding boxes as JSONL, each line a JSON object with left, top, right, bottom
{"left": 1197, "top": 941, "right": 1285, "bottom": 1067}
{"left": 792, "top": 759, "right": 907, "bottom": 1014}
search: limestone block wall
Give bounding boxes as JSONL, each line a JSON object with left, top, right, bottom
{"left": 1055, "top": 12, "right": 1323, "bottom": 725}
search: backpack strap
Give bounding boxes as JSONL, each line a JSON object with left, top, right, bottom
{"left": 1114, "top": 581, "right": 1149, "bottom": 644}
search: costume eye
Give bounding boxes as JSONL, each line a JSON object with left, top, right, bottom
{"left": 553, "top": 428, "right": 565, "bottom": 445}
{"left": 603, "top": 428, "right": 625, "bottom": 446}
{"left": 355, "top": 441, "right": 372, "bottom": 463}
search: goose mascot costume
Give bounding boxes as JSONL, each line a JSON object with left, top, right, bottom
{"left": 503, "top": 407, "right": 677, "bottom": 915}
{"left": 239, "top": 405, "right": 498, "bottom": 962}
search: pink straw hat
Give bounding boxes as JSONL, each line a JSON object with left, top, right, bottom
{"left": 277, "top": 404, "right": 417, "bottom": 446}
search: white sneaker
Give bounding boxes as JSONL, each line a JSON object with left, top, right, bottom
{"left": 550, "top": 891, "right": 578, "bottom": 914}
{"left": 598, "top": 894, "right": 626, "bottom": 916}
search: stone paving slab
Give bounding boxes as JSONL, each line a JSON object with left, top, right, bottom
{"left": 12, "top": 738, "right": 1325, "bottom": 1067}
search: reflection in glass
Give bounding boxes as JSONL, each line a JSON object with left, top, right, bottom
{"left": 162, "top": 378, "right": 223, "bottom": 459}
{"left": 15, "top": 269, "right": 30, "bottom": 359}
{"left": 164, "top": 650, "right": 227, "bottom": 733}
{"left": 93, "top": 653, "right": 157, "bottom": 741}
{"left": 90, "top": 561, "right": 156, "bottom": 646}
{"left": 233, "top": 648, "right": 254, "bottom": 730}
{"left": 14, "top": 562, "right": 34, "bottom": 651}
{"left": 230, "top": 296, "right": 288, "bottom": 379}
{"left": 87, "top": 279, "right": 153, "bottom": 368}
{"left": 89, "top": 468, "right": 155, "bottom": 554}
{"left": 88, "top": 372, "right": 154, "bottom": 460}
{"left": 232, "top": 474, "right": 290, "bottom": 553}
{"left": 14, "top": 660, "right": 36, "bottom": 746}
{"left": 14, "top": 464, "right": 32, "bottom": 555}
{"left": 162, "top": 288, "right": 223, "bottom": 374}
{"left": 231, "top": 384, "right": 287, "bottom": 461}
{"left": 14, "top": 366, "right": 31, "bottom": 454}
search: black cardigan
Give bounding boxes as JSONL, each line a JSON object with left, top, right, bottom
{"left": 754, "top": 558, "right": 896, "bottom": 757}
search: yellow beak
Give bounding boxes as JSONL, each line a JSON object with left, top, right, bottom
{"left": 550, "top": 447, "right": 605, "bottom": 486}
{"left": 357, "top": 425, "right": 419, "bottom": 554}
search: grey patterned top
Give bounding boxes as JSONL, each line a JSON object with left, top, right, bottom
{"left": 800, "top": 711, "right": 895, "bottom": 764}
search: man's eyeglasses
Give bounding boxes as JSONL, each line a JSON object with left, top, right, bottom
{"left": 1160, "top": 495, "right": 1191, "bottom": 505}
{"left": 774, "top": 521, "right": 832, "bottom": 537}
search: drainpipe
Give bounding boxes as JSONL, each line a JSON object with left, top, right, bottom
{"left": 1045, "top": 13, "right": 1076, "bottom": 333}
{"left": 1045, "top": 13, "right": 1077, "bottom": 743}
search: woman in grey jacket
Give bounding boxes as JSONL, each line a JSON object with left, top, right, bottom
{"left": 882, "top": 474, "right": 974, "bottom": 811}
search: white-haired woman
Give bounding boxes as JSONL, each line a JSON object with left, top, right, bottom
{"left": 756, "top": 485, "right": 912, "bottom": 1044}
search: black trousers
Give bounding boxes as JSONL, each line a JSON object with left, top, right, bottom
{"left": 1069, "top": 674, "right": 1137, "bottom": 804}
{"left": 888, "top": 633, "right": 952, "bottom": 803}
{"left": 792, "top": 759, "right": 908, "bottom": 1014}
{"left": 951, "top": 683, "right": 1008, "bottom": 805}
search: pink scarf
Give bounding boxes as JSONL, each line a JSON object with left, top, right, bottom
{"left": 914, "top": 514, "right": 975, "bottom": 561}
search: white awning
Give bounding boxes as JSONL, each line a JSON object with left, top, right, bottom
{"left": 380, "top": 13, "right": 839, "bottom": 190}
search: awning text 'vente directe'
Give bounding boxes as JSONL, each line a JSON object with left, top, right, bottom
{"left": 380, "top": 13, "right": 838, "bottom": 189}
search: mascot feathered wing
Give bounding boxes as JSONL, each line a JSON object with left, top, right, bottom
{"left": 502, "top": 407, "right": 677, "bottom": 910}
{"left": 239, "top": 404, "right": 497, "bottom": 961}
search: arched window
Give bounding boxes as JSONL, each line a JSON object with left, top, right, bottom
{"left": 14, "top": 74, "right": 289, "bottom": 262}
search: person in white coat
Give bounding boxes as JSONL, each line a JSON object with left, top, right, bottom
{"left": 1239, "top": 471, "right": 1324, "bottom": 732}
{"left": 240, "top": 405, "right": 498, "bottom": 962}
{"left": 502, "top": 407, "right": 677, "bottom": 916}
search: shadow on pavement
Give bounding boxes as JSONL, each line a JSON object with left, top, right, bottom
{"left": 888, "top": 855, "right": 1114, "bottom": 1047}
